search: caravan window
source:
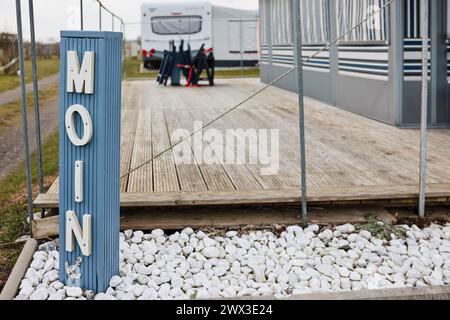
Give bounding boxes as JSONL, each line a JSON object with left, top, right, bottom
{"left": 151, "top": 16, "right": 202, "bottom": 35}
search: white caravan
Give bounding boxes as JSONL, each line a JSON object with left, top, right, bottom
{"left": 141, "top": 1, "right": 259, "bottom": 69}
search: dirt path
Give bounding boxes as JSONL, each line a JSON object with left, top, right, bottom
{"left": 0, "top": 94, "right": 59, "bottom": 180}
{"left": 0, "top": 74, "right": 59, "bottom": 107}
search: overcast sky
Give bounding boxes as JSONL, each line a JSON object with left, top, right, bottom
{"left": 1, "top": 0, "right": 259, "bottom": 42}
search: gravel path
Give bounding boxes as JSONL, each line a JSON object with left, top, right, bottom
{"left": 14, "top": 223, "right": 450, "bottom": 300}
{"left": 0, "top": 95, "right": 59, "bottom": 180}
{"left": 0, "top": 74, "right": 59, "bottom": 107}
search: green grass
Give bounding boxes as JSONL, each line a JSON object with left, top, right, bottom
{"left": 0, "top": 57, "right": 60, "bottom": 93}
{"left": 0, "top": 131, "right": 59, "bottom": 290}
{"left": 123, "top": 56, "right": 260, "bottom": 80}
{"left": 0, "top": 86, "right": 59, "bottom": 136}
{"left": 357, "top": 216, "right": 407, "bottom": 240}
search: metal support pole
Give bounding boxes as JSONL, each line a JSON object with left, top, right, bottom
{"left": 99, "top": 3, "right": 102, "bottom": 31}
{"left": 123, "top": 23, "right": 126, "bottom": 79}
{"left": 15, "top": 0, "right": 34, "bottom": 224}
{"left": 28, "top": 0, "right": 44, "bottom": 215}
{"left": 80, "top": 0, "right": 83, "bottom": 30}
{"left": 240, "top": 20, "right": 244, "bottom": 76}
{"left": 292, "top": 0, "right": 308, "bottom": 227}
{"left": 418, "top": 0, "right": 429, "bottom": 218}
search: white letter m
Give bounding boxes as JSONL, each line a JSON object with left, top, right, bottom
{"left": 67, "top": 51, "right": 95, "bottom": 94}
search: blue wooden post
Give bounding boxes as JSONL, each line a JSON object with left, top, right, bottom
{"left": 59, "top": 31, "right": 122, "bottom": 292}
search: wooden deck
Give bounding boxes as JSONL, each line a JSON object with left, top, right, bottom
{"left": 35, "top": 78, "right": 450, "bottom": 208}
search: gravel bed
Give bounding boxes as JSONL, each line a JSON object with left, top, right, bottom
{"left": 14, "top": 222, "right": 450, "bottom": 300}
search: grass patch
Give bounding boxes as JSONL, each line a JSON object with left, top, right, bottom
{"left": 357, "top": 216, "right": 407, "bottom": 240}
{"left": 0, "top": 86, "right": 59, "bottom": 137}
{"left": 123, "top": 56, "right": 260, "bottom": 80}
{"left": 0, "top": 131, "right": 59, "bottom": 290}
{"left": 0, "top": 58, "right": 60, "bottom": 93}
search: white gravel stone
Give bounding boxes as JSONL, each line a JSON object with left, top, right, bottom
{"left": 226, "top": 231, "right": 238, "bottom": 238}
{"left": 202, "top": 247, "right": 220, "bottom": 259}
{"left": 237, "top": 238, "right": 251, "bottom": 250}
{"left": 109, "top": 275, "right": 122, "bottom": 288}
{"left": 33, "top": 251, "right": 48, "bottom": 261}
{"left": 338, "top": 267, "right": 350, "bottom": 278}
{"left": 66, "top": 287, "right": 83, "bottom": 298}
{"left": 46, "top": 270, "right": 59, "bottom": 282}
{"left": 15, "top": 223, "right": 450, "bottom": 300}
{"left": 203, "top": 237, "right": 216, "bottom": 248}
{"left": 181, "top": 227, "right": 194, "bottom": 235}
{"left": 151, "top": 229, "right": 164, "bottom": 237}
{"left": 29, "top": 288, "right": 48, "bottom": 300}
{"left": 18, "top": 285, "right": 35, "bottom": 298}
{"left": 30, "top": 259, "right": 45, "bottom": 270}
{"left": 318, "top": 229, "right": 333, "bottom": 241}
{"left": 350, "top": 271, "right": 362, "bottom": 281}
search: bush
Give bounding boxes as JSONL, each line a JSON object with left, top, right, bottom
{"left": 0, "top": 32, "right": 19, "bottom": 75}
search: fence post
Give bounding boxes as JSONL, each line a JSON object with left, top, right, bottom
{"left": 15, "top": 0, "right": 35, "bottom": 226}
{"left": 80, "top": 0, "right": 83, "bottom": 30}
{"left": 240, "top": 19, "right": 244, "bottom": 76}
{"left": 99, "top": 3, "right": 102, "bottom": 30}
{"left": 418, "top": 0, "right": 429, "bottom": 218}
{"left": 123, "top": 23, "right": 126, "bottom": 79}
{"left": 292, "top": 0, "right": 308, "bottom": 227}
{"left": 28, "top": 0, "right": 45, "bottom": 212}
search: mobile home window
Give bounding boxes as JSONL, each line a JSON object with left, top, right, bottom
{"left": 270, "top": 0, "right": 293, "bottom": 45}
{"left": 151, "top": 16, "right": 202, "bottom": 35}
{"left": 260, "top": 0, "right": 269, "bottom": 44}
{"left": 404, "top": 0, "right": 433, "bottom": 39}
{"left": 336, "top": 0, "right": 389, "bottom": 43}
{"left": 447, "top": 0, "right": 450, "bottom": 38}
{"left": 228, "top": 21, "right": 258, "bottom": 53}
{"left": 300, "top": 0, "right": 331, "bottom": 44}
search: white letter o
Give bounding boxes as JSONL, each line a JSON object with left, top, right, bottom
{"left": 65, "top": 104, "right": 93, "bottom": 146}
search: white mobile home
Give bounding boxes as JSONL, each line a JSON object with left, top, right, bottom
{"left": 141, "top": 1, "right": 259, "bottom": 69}
{"left": 260, "top": 0, "right": 450, "bottom": 127}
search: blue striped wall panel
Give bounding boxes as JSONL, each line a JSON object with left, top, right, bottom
{"left": 59, "top": 31, "right": 122, "bottom": 292}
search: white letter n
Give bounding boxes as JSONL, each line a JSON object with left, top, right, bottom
{"left": 67, "top": 51, "right": 95, "bottom": 94}
{"left": 66, "top": 211, "right": 92, "bottom": 256}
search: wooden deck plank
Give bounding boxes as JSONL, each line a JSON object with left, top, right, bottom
{"left": 48, "top": 177, "right": 59, "bottom": 194}
{"left": 127, "top": 109, "right": 153, "bottom": 192}
{"left": 164, "top": 109, "right": 208, "bottom": 192}
{"left": 151, "top": 110, "right": 180, "bottom": 192}
{"left": 36, "top": 78, "right": 450, "bottom": 209}
{"left": 119, "top": 84, "right": 139, "bottom": 192}
{"left": 177, "top": 109, "right": 236, "bottom": 191}
{"left": 201, "top": 107, "right": 284, "bottom": 190}
{"left": 190, "top": 108, "right": 263, "bottom": 191}
{"left": 33, "top": 183, "right": 450, "bottom": 208}
{"left": 32, "top": 206, "right": 396, "bottom": 240}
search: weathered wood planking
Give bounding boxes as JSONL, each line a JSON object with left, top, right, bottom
{"left": 39, "top": 78, "right": 450, "bottom": 207}
{"left": 34, "top": 183, "right": 450, "bottom": 208}
{"left": 119, "top": 83, "right": 139, "bottom": 192}
{"left": 164, "top": 110, "right": 208, "bottom": 191}
{"left": 151, "top": 110, "right": 180, "bottom": 192}
{"left": 128, "top": 109, "right": 153, "bottom": 192}
{"left": 31, "top": 206, "right": 395, "bottom": 240}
